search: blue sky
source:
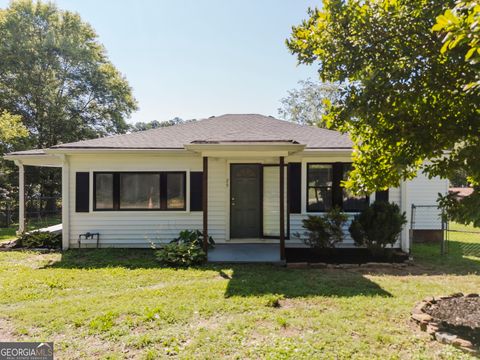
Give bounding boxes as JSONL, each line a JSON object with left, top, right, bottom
{"left": 1, "top": 0, "right": 320, "bottom": 124}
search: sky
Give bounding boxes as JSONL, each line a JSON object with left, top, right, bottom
{"left": 1, "top": 0, "right": 321, "bottom": 124}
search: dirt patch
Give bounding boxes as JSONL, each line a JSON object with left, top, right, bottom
{"left": 423, "top": 295, "right": 480, "bottom": 347}
{"left": 424, "top": 296, "right": 480, "bottom": 329}
{"left": 412, "top": 294, "right": 480, "bottom": 355}
{"left": 0, "top": 318, "right": 18, "bottom": 341}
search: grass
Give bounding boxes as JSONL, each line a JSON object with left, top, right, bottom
{"left": 0, "top": 226, "right": 478, "bottom": 359}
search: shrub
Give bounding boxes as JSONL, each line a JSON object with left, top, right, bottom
{"left": 17, "top": 231, "right": 61, "bottom": 249}
{"left": 171, "top": 229, "right": 215, "bottom": 248}
{"left": 296, "top": 207, "right": 348, "bottom": 249}
{"left": 155, "top": 242, "right": 206, "bottom": 267}
{"left": 153, "top": 229, "right": 213, "bottom": 266}
{"left": 349, "top": 201, "right": 407, "bottom": 256}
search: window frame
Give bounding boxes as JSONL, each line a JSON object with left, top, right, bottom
{"left": 93, "top": 171, "right": 187, "bottom": 212}
{"left": 306, "top": 163, "right": 369, "bottom": 213}
{"left": 306, "top": 163, "right": 333, "bottom": 213}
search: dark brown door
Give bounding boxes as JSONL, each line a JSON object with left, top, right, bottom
{"left": 230, "top": 164, "right": 262, "bottom": 238}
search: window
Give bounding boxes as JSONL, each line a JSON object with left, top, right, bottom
{"left": 120, "top": 173, "right": 160, "bottom": 209}
{"left": 94, "top": 172, "right": 186, "bottom": 211}
{"left": 166, "top": 172, "right": 185, "bottom": 209}
{"left": 95, "top": 173, "right": 114, "bottom": 209}
{"left": 307, "top": 164, "right": 333, "bottom": 212}
{"left": 341, "top": 164, "right": 368, "bottom": 212}
{"left": 306, "top": 163, "right": 368, "bottom": 212}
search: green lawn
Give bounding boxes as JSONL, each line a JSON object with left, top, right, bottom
{"left": 0, "top": 228, "right": 479, "bottom": 359}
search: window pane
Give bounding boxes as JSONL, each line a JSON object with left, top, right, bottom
{"left": 308, "top": 187, "right": 332, "bottom": 212}
{"left": 307, "top": 164, "right": 333, "bottom": 211}
{"left": 120, "top": 173, "right": 160, "bottom": 209}
{"left": 342, "top": 164, "right": 367, "bottom": 211}
{"left": 95, "top": 174, "right": 113, "bottom": 209}
{"left": 167, "top": 173, "right": 185, "bottom": 209}
{"left": 308, "top": 164, "right": 332, "bottom": 187}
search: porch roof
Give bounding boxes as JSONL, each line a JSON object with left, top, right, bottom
{"left": 3, "top": 149, "right": 63, "bottom": 167}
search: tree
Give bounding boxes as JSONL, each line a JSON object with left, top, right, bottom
{"left": 433, "top": 0, "right": 480, "bottom": 91}
{"left": 0, "top": 111, "right": 28, "bottom": 147}
{"left": 130, "top": 117, "right": 193, "bottom": 132}
{"left": 287, "top": 0, "right": 480, "bottom": 225}
{"left": 0, "top": 0, "right": 137, "bottom": 205}
{"left": 278, "top": 79, "right": 341, "bottom": 126}
{"left": 449, "top": 168, "right": 469, "bottom": 187}
{"left": 0, "top": 111, "right": 28, "bottom": 202}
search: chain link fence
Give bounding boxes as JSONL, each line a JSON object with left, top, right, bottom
{"left": 0, "top": 196, "right": 61, "bottom": 229}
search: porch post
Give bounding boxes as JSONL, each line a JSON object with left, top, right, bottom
{"left": 202, "top": 156, "right": 208, "bottom": 253}
{"left": 279, "top": 156, "right": 285, "bottom": 260}
{"left": 14, "top": 161, "right": 25, "bottom": 234}
{"left": 61, "top": 155, "right": 70, "bottom": 250}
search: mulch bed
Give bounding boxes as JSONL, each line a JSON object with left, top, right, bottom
{"left": 424, "top": 296, "right": 480, "bottom": 346}
{"left": 412, "top": 294, "right": 480, "bottom": 355}
{"left": 285, "top": 248, "right": 408, "bottom": 264}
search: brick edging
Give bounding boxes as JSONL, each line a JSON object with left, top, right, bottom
{"left": 411, "top": 293, "right": 479, "bottom": 355}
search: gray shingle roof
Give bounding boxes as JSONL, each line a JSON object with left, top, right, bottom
{"left": 47, "top": 114, "right": 351, "bottom": 150}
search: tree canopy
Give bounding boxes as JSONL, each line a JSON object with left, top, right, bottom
{"left": 0, "top": 111, "right": 28, "bottom": 147}
{"left": 278, "top": 79, "right": 341, "bottom": 126}
{"left": 0, "top": 0, "right": 137, "bottom": 149}
{"left": 287, "top": 0, "right": 480, "bottom": 225}
{"left": 433, "top": 0, "right": 480, "bottom": 91}
{"left": 130, "top": 117, "right": 194, "bottom": 132}
{"left": 0, "top": 0, "right": 137, "bottom": 204}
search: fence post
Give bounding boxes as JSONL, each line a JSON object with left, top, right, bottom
{"left": 6, "top": 202, "right": 11, "bottom": 228}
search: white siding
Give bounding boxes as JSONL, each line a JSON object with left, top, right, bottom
{"left": 388, "top": 187, "right": 401, "bottom": 205}
{"left": 207, "top": 158, "right": 228, "bottom": 241}
{"left": 68, "top": 154, "right": 226, "bottom": 248}
{"left": 263, "top": 167, "right": 287, "bottom": 237}
{"left": 66, "top": 152, "right": 447, "bottom": 251}
{"left": 406, "top": 171, "right": 448, "bottom": 230}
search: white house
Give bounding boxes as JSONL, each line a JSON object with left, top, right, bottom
{"left": 4, "top": 114, "right": 448, "bottom": 260}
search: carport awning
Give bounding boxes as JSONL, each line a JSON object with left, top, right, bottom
{"left": 4, "top": 149, "right": 63, "bottom": 167}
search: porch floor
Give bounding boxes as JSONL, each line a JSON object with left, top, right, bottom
{"left": 207, "top": 244, "right": 282, "bottom": 263}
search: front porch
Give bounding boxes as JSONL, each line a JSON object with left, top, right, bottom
{"left": 208, "top": 243, "right": 282, "bottom": 263}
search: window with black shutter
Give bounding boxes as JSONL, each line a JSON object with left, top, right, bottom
{"left": 190, "top": 172, "right": 203, "bottom": 211}
{"left": 375, "top": 189, "right": 389, "bottom": 203}
{"left": 75, "top": 172, "right": 90, "bottom": 212}
{"left": 288, "top": 163, "right": 301, "bottom": 214}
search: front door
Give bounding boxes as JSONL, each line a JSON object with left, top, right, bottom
{"left": 230, "top": 164, "right": 262, "bottom": 238}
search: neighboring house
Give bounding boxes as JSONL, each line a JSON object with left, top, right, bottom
{"left": 4, "top": 114, "right": 448, "bottom": 260}
{"left": 449, "top": 187, "right": 473, "bottom": 201}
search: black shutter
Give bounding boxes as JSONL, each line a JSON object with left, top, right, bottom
{"left": 190, "top": 172, "right": 203, "bottom": 211}
{"left": 75, "top": 172, "right": 90, "bottom": 212}
{"left": 375, "top": 189, "right": 389, "bottom": 203}
{"left": 332, "top": 163, "right": 344, "bottom": 208}
{"left": 288, "top": 163, "right": 301, "bottom": 213}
